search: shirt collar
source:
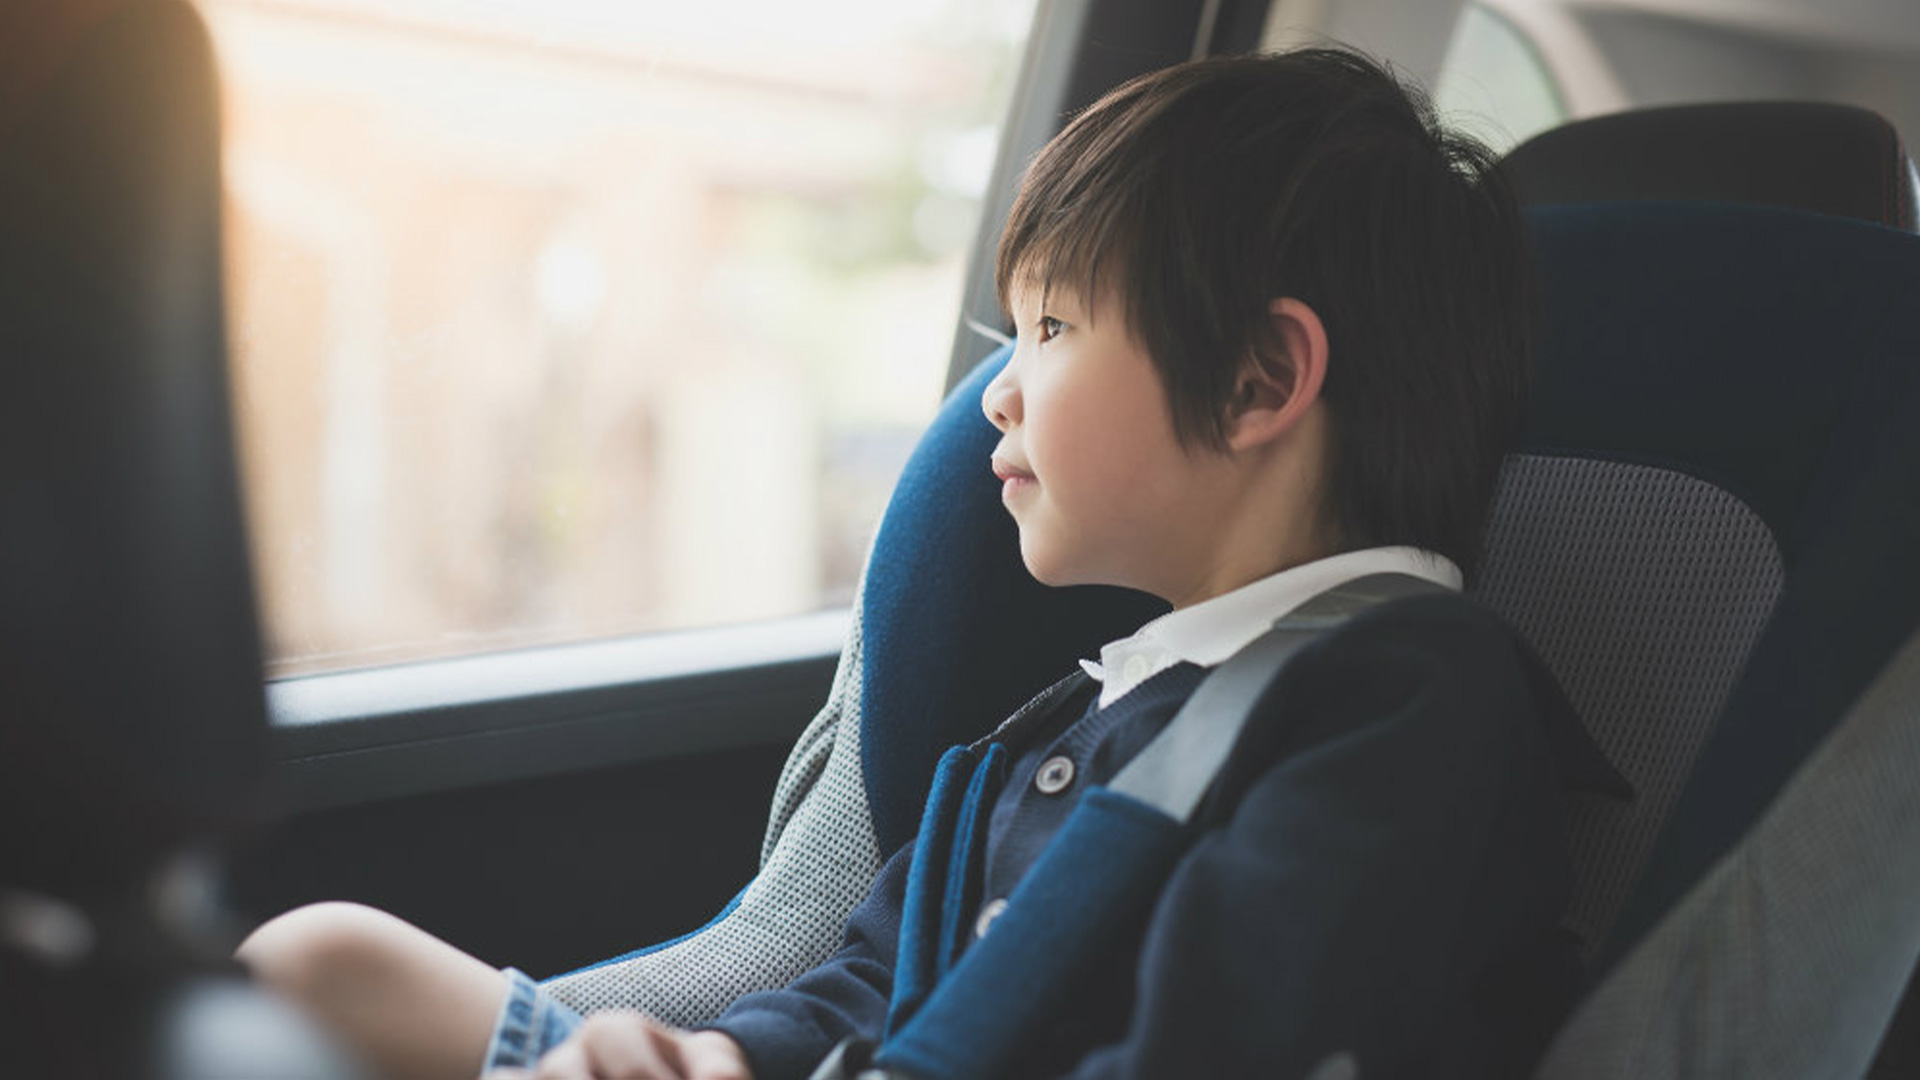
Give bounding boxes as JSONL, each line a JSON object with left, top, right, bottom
{"left": 1079, "top": 546, "right": 1462, "bottom": 709}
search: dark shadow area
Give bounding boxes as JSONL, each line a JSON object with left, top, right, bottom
{"left": 230, "top": 742, "right": 789, "bottom": 979}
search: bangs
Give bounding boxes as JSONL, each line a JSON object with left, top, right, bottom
{"left": 999, "top": 237, "right": 1128, "bottom": 333}
{"left": 993, "top": 77, "right": 1162, "bottom": 330}
{"left": 995, "top": 181, "right": 1140, "bottom": 330}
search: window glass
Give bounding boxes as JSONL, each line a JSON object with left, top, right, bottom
{"left": 1436, "top": 3, "right": 1568, "bottom": 153}
{"left": 198, "top": 0, "right": 1037, "bottom": 676}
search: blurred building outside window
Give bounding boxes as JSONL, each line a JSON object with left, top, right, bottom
{"left": 199, "top": 0, "right": 1037, "bottom": 676}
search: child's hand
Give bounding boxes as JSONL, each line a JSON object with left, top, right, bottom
{"left": 485, "top": 1012, "right": 752, "bottom": 1080}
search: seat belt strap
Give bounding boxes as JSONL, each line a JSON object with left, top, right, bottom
{"left": 1110, "top": 571, "right": 1446, "bottom": 823}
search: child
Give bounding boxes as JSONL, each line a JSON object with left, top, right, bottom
{"left": 245, "top": 47, "right": 1615, "bottom": 1080}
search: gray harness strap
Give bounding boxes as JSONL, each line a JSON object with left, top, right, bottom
{"left": 1109, "top": 572, "right": 1446, "bottom": 823}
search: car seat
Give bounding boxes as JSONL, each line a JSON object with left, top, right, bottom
{"left": 1493, "top": 102, "right": 1920, "bottom": 1079}
{"left": 1483, "top": 103, "right": 1920, "bottom": 962}
{"left": 551, "top": 106, "right": 1920, "bottom": 1080}
{"left": 1517, "top": 197, "right": 1920, "bottom": 1080}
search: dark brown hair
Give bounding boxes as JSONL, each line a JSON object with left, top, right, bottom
{"left": 995, "top": 48, "right": 1533, "bottom": 575}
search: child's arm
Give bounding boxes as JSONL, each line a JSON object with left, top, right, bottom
{"left": 238, "top": 901, "right": 516, "bottom": 1080}
{"left": 1056, "top": 603, "right": 1578, "bottom": 1078}
{"left": 696, "top": 839, "right": 915, "bottom": 1079}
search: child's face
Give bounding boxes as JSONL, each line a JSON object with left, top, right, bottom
{"left": 983, "top": 278, "right": 1241, "bottom": 603}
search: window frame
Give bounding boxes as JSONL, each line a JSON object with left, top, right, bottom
{"left": 267, "top": 611, "right": 844, "bottom": 811}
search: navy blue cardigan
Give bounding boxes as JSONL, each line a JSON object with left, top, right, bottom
{"left": 711, "top": 593, "right": 1624, "bottom": 1080}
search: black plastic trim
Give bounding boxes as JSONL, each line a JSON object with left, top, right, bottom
{"left": 264, "top": 612, "right": 845, "bottom": 813}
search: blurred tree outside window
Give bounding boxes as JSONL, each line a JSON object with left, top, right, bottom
{"left": 199, "top": 0, "right": 1036, "bottom": 676}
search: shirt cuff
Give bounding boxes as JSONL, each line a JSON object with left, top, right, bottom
{"left": 704, "top": 1007, "right": 838, "bottom": 1080}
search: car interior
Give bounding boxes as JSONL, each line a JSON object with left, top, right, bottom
{"left": 3, "top": 0, "right": 1920, "bottom": 1077}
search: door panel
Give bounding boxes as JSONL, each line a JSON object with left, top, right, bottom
{"left": 230, "top": 740, "right": 793, "bottom": 978}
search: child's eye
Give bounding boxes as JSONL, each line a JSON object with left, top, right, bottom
{"left": 1037, "top": 315, "right": 1066, "bottom": 343}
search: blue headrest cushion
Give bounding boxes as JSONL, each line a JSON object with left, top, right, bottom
{"left": 1523, "top": 203, "right": 1920, "bottom": 957}
{"left": 859, "top": 344, "right": 1167, "bottom": 853}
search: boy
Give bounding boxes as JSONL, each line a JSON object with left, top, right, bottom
{"left": 245, "top": 48, "right": 1615, "bottom": 1079}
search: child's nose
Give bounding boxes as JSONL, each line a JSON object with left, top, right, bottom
{"left": 982, "top": 365, "right": 1020, "bottom": 431}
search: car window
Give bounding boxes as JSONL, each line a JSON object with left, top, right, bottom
{"left": 198, "top": 0, "right": 1037, "bottom": 676}
{"left": 1435, "top": 2, "right": 1568, "bottom": 153}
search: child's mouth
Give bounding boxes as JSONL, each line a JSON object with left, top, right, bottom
{"left": 991, "top": 457, "right": 1037, "bottom": 500}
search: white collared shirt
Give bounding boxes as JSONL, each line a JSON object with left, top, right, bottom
{"left": 1079, "top": 546, "right": 1463, "bottom": 709}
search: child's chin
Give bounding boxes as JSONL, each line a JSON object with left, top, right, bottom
{"left": 1021, "top": 551, "right": 1154, "bottom": 598}
{"left": 1017, "top": 530, "right": 1130, "bottom": 590}
{"left": 1017, "top": 544, "right": 1087, "bottom": 590}
{"left": 1018, "top": 559, "right": 1055, "bottom": 586}
{"left": 1015, "top": 543, "right": 1066, "bottom": 587}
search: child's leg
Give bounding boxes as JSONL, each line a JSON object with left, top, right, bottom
{"left": 237, "top": 901, "right": 509, "bottom": 1080}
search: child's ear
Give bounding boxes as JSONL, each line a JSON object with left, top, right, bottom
{"left": 1227, "top": 297, "right": 1329, "bottom": 451}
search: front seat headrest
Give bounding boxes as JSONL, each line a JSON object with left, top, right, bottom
{"left": 0, "top": 0, "right": 268, "bottom": 897}
{"left": 1501, "top": 101, "right": 1920, "bottom": 232}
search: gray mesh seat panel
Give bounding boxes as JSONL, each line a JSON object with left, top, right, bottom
{"left": 541, "top": 575, "right": 883, "bottom": 1026}
{"left": 1536, "top": 629, "right": 1920, "bottom": 1080}
{"left": 1473, "top": 454, "right": 1784, "bottom": 955}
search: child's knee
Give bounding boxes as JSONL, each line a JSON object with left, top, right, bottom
{"left": 238, "top": 901, "right": 416, "bottom": 1001}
